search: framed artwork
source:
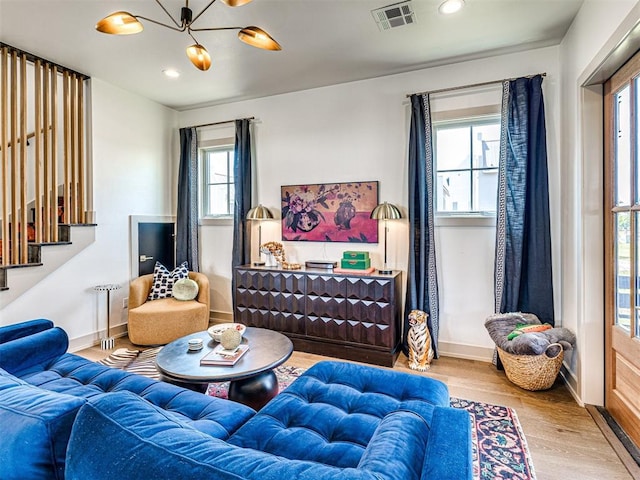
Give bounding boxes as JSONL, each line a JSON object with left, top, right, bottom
{"left": 281, "top": 181, "right": 379, "bottom": 243}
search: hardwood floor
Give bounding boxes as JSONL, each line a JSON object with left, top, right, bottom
{"left": 77, "top": 337, "right": 634, "bottom": 480}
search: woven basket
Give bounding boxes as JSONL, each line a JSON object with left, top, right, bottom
{"left": 497, "top": 343, "right": 564, "bottom": 391}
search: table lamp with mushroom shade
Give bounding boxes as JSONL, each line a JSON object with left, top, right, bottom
{"left": 370, "top": 202, "right": 402, "bottom": 274}
{"left": 246, "top": 204, "right": 274, "bottom": 266}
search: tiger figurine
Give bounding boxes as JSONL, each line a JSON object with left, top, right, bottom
{"left": 407, "top": 309, "right": 434, "bottom": 371}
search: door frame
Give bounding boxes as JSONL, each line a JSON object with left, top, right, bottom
{"left": 574, "top": 5, "right": 640, "bottom": 405}
{"left": 129, "top": 215, "right": 176, "bottom": 279}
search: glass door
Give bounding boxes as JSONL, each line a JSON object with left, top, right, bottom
{"left": 604, "top": 50, "right": 640, "bottom": 449}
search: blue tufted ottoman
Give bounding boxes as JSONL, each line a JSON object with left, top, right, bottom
{"left": 65, "top": 360, "right": 472, "bottom": 480}
{"left": 228, "top": 360, "right": 472, "bottom": 478}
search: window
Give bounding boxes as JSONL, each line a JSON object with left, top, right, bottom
{"left": 201, "top": 145, "right": 235, "bottom": 217}
{"left": 434, "top": 117, "right": 500, "bottom": 214}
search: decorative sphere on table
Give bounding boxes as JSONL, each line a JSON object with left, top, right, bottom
{"left": 220, "top": 328, "right": 242, "bottom": 350}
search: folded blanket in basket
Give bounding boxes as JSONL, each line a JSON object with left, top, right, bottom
{"left": 485, "top": 312, "right": 575, "bottom": 356}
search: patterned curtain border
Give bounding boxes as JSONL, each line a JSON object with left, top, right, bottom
{"left": 422, "top": 93, "right": 440, "bottom": 356}
{"left": 494, "top": 81, "right": 510, "bottom": 314}
{"left": 188, "top": 127, "right": 199, "bottom": 272}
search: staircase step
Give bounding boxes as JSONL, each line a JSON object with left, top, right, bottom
{"left": 0, "top": 224, "right": 96, "bottom": 304}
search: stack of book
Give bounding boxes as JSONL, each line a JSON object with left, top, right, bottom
{"left": 200, "top": 344, "right": 249, "bottom": 366}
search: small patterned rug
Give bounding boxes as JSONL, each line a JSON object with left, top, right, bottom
{"left": 98, "top": 348, "right": 536, "bottom": 480}
{"left": 98, "top": 347, "right": 163, "bottom": 378}
{"left": 97, "top": 348, "right": 305, "bottom": 394}
{"left": 450, "top": 397, "right": 536, "bottom": 480}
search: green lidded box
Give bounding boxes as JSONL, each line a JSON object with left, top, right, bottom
{"left": 342, "top": 251, "right": 370, "bottom": 261}
{"left": 340, "top": 258, "right": 371, "bottom": 269}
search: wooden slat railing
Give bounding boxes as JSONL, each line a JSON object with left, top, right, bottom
{"left": 34, "top": 59, "right": 42, "bottom": 244}
{"left": 10, "top": 49, "right": 18, "bottom": 264}
{"left": 1, "top": 48, "right": 8, "bottom": 263}
{"left": 0, "top": 43, "right": 90, "bottom": 267}
{"left": 20, "top": 51, "right": 28, "bottom": 264}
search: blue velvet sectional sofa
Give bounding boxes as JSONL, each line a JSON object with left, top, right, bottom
{"left": 0, "top": 319, "right": 473, "bottom": 480}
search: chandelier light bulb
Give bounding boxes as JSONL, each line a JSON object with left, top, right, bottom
{"left": 95, "top": 11, "right": 143, "bottom": 34}
{"left": 238, "top": 26, "right": 282, "bottom": 51}
{"left": 186, "top": 44, "right": 212, "bottom": 71}
{"left": 222, "top": 0, "right": 254, "bottom": 5}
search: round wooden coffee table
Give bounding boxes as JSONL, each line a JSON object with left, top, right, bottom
{"left": 156, "top": 327, "right": 293, "bottom": 410}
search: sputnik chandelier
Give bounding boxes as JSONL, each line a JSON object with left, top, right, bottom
{"left": 95, "top": 0, "right": 281, "bottom": 71}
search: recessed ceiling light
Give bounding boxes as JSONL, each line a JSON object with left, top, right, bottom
{"left": 439, "top": 0, "right": 465, "bottom": 15}
{"left": 163, "top": 69, "right": 180, "bottom": 78}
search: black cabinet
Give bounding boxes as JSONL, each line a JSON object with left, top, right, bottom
{"left": 234, "top": 266, "right": 401, "bottom": 366}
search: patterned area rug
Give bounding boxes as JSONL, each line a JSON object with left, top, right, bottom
{"left": 206, "top": 364, "right": 306, "bottom": 397}
{"left": 98, "top": 348, "right": 536, "bottom": 480}
{"left": 450, "top": 397, "right": 536, "bottom": 480}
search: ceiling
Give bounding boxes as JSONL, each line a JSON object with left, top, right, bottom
{"left": 0, "top": 0, "right": 583, "bottom": 111}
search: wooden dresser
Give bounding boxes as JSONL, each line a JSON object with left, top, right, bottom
{"left": 234, "top": 265, "right": 402, "bottom": 366}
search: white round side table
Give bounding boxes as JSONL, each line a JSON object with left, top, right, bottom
{"left": 94, "top": 284, "right": 121, "bottom": 349}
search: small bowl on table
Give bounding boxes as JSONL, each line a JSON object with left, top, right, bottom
{"left": 207, "top": 323, "right": 246, "bottom": 343}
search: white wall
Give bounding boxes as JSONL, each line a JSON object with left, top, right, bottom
{"left": 0, "top": 79, "right": 177, "bottom": 350}
{"left": 559, "top": 0, "right": 639, "bottom": 405}
{"left": 179, "top": 46, "right": 560, "bottom": 361}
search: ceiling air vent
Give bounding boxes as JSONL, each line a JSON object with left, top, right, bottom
{"left": 372, "top": 1, "right": 416, "bottom": 31}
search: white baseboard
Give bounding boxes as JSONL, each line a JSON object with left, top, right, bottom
{"left": 559, "top": 362, "right": 582, "bottom": 406}
{"left": 438, "top": 341, "right": 494, "bottom": 362}
{"left": 68, "top": 322, "right": 128, "bottom": 353}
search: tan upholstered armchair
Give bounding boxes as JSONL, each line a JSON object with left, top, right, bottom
{"left": 127, "top": 272, "right": 210, "bottom": 346}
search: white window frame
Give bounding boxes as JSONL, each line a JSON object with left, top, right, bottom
{"left": 199, "top": 138, "right": 235, "bottom": 225}
{"left": 433, "top": 115, "right": 501, "bottom": 218}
